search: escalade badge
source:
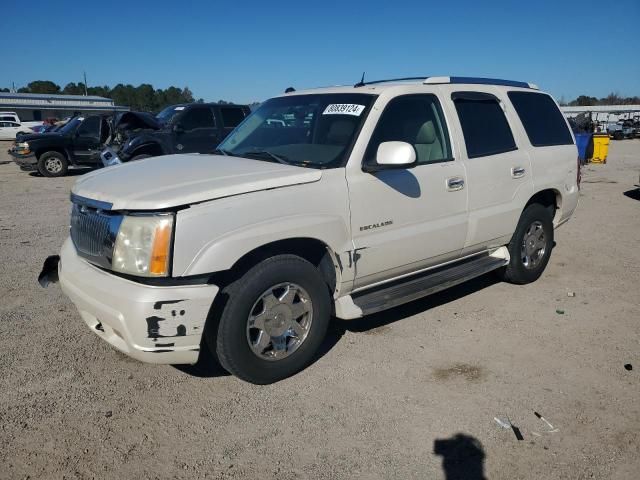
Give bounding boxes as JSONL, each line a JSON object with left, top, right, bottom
{"left": 360, "top": 220, "right": 393, "bottom": 232}
{"left": 177, "top": 144, "right": 184, "bottom": 151}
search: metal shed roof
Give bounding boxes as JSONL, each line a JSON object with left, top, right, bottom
{"left": 0, "top": 92, "right": 113, "bottom": 102}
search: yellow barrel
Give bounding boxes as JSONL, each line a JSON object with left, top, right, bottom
{"left": 591, "top": 134, "right": 610, "bottom": 164}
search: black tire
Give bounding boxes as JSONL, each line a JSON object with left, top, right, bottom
{"left": 498, "top": 203, "right": 554, "bottom": 285}
{"left": 208, "top": 255, "right": 331, "bottom": 384}
{"left": 613, "top": 131, "right": 624, "bottom": 140}
{"left": 37, "top": 151, "right": 68, "bottom": 177}
{"left": 131, "top": 154, "right": 152, "bottom": 161}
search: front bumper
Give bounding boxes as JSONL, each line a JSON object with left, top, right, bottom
{"left": 58, "top": 238, "right": 218, "bottom": 364}
{"left": 10, "top": 149, "right": 37, "bottom": 169}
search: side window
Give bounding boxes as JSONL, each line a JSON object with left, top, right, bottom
{"left": 507, "top": 91, "right": 573, "bottom": 147}
{"left": 76, "top": 116, "right": 101, "bottom": 137}
{"left": 180, "top": 107, "right": 216, "bottom": 130}
{"left": 220, "top": 107, "right": 246, "bottom": 128}
{"left": 452, "top": 92, "right": 517, "bottom": 158}
{"left": 366, "top": 94, "right": 452, "bottom": 165}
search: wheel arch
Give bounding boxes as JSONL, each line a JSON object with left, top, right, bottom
{"left": 35, "top": 147, "right": 68, "bottom": 161}
{"left": 130, "top": 142, "right": 163, "bottom": 158}
{"left": 207, "top": 237, "right": 342, "bottom": 298}
{"left": 525, "top": 188, "right": 562, "bottom": 224}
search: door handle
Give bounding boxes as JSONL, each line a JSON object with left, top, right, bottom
{"left": 511, "top": 166, "right": 526, "bottom": 178}
{"left": 447, "top": 177, "right": 465, "bottom": 191}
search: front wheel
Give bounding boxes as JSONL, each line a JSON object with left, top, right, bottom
{"left": 37, "top": 151, "right": 68, "bottom": 177}
{"left": 498, "top": 203, "right": 554, "bottom": 285}
{"left": 209, "top": 255, "right": 331, "bottom": 384}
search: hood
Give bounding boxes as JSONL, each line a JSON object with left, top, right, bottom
{"left": 72, "top": 154, "right": 322, "bottom": 210}
{"left": 114, "top": 111, "right": 161, "bottom": 131}
{"left": 17, "top": 132, "right": 64, "bottom": 142}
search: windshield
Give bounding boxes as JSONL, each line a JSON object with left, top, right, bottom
{"left": 218, "top": 93, "right": 376, "bottom": 168}
{"left": 57, "top": 117, "right": 83, "bottom": 134}
{"left": 156, "top": 105, "right": 185, "bottom": 125}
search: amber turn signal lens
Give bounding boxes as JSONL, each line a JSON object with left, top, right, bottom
{"left": 149, "top": 219, "right": 172, "bottom": 276}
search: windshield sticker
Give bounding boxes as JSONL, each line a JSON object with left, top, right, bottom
{"left": 323, "top": 104, "right": 365, "bottom": 116}
{"left": 174, "top": 106, "right": 185, "bottom": 111}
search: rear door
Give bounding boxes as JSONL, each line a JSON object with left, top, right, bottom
{"left": 72, "top": 116, "right": 102, "bottom": 164}
{"left": 217, "top": 106, "right": 249, "bottom": 143}
{"left": 173, "top": 106, "right": 218, "bottom": 153}
{"left": 446, "top": 90, "right": 533, "bottom": 253}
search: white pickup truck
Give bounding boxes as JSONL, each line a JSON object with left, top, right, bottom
{"left": 41, "top": 76, "right": 580, "bottom": 384}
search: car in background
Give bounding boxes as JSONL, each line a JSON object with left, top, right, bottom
{"left": 0, "top": 121, "right": 32, "bottom": 140}
{"left": 100, "top": 103, "right": 250, "bottom": 166}
{"left": 0, "top": 111, "right": 43, "bottom": 129}
{"left": 9, "top": 115, "right": 112, "bottom": 176}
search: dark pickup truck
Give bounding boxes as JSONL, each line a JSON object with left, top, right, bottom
{"left": 10, "top": 115, "right": 111, "bottom": 177}
{"left": 101, "top": 103, "right": 250, "bottom": 166}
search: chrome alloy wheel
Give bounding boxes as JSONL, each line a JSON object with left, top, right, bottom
{"left": 521, "top": 220, "right": 546, "bottom": 269}
{"left": 246, "top": 283, "right": 313, "bottom": 361}
{"left": 44, "top": 157, "right": 63, "bottom": 174}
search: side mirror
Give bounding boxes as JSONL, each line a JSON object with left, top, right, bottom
{"left": 173, "top": 124, "right": 185, "bottom": 134}
{"left": 364, "top": 141, "right": 416, "bottom": 172}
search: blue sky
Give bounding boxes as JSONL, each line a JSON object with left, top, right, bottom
{"left": 2, "top": 0, "right": 638, "bottom": 104}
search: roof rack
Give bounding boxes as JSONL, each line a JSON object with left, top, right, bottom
{"left": 354, "top": 76, "right": 538, "bottom": 90}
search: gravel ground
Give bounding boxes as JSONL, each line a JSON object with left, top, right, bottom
{"left": 1, "top": 141, "right": 639, "bottom": 480}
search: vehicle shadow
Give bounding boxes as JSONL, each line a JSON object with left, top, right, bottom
{"left": 28, "top": 167, "right": 97, "bottom": 178}
{"left": 318, "top": 272, "right": 500, "bottom": 356}
{"left": 623, "top": 188, "right": 640, "bottom": 201}
{"left": 434, "top": 433, "right": 487, "bottom": 480}
{"left": 174, "top": 272, "right": 500, "bottom": 380}
{"left": 172, "top": 341, "right": 231, "bottom": 378}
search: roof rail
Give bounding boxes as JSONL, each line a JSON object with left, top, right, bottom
{"left": 354, "top": 76, "right": 430, "bottom": 88}
{"left": 424, "top": 76, "right": 539, "bottom": 89}
{"left": 352, "top": 76, "right": 539, "bottom": 89}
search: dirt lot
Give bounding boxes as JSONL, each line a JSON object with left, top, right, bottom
{"left": 0, "top": 141, "right": 639, "bottom": 480}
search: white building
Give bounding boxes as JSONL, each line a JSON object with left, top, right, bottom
{"left": 0, "top": 92, "right": 128, "bottom": 121}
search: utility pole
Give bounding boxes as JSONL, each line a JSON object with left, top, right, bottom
{"left": 83, "top": 72, "right": 88, "bottom": 96}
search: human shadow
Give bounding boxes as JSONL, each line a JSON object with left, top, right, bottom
{"left": 434, "top": 433, "right": 487, "bottom": 480}
{"left": 623, "top": 188, "right": 640, "bottom": 201}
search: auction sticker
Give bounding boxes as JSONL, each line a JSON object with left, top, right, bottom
{"left": 323, "top": 104, "right": 365, "bottom": 116}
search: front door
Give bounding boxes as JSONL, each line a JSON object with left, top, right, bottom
{"left": 73, "top": 116, "right": 102, "bottom": 164}
{"left": 173, "top": 106, "right": 218, "bottom": 153}
{"left": 347, "top": 94, "right": 468, "bottom": 289}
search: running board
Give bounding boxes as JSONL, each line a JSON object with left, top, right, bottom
{"left": 352, "top": 250, "right": 509, "bottom": 316}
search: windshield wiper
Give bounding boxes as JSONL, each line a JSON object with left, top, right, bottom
{"left": 241, "top": 149, "right": 292, "bottom": 165}
{"left": 213, "top": 148, "right": 230, "bottom": 156}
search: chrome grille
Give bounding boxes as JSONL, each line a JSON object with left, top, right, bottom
{"left": 70, "top": 201, "right": 122, "bottom": 267}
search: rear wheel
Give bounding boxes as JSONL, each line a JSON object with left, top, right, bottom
{"left": 498, "top": 203, "right": 554, "bottom": 285}
{"left": 37, "top": 151, "right": 68, "bottom": 177}
{"left": 208, "top": 255, "right": 331, "bottom": 384}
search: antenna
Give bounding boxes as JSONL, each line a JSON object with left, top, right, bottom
{"left": 83, "top": 72, "right": 88, "bottom": 96}
{"left": 354, "top": 72, "right": 366, "bottom": 88}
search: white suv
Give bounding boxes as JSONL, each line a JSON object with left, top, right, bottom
{"left": 42, "top": 76, "right": 580, "bottom": 384}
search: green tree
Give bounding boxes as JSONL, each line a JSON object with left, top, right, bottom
{"left": 18, "top": 80, "right": 61, "bottom": 94}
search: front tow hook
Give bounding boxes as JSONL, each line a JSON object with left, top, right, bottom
{"left": 38, "top": 255, "right": 60, "bottom": 287}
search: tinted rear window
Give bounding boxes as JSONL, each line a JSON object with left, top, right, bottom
{"left": 453, "top": 93, "right": 517, "bottom": 158}
{"left": 508, "top": 91, "right": 573, "bottom": 147}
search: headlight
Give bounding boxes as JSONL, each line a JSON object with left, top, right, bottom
{"left": 16, "top": 142, "right": 30, "bottom": 152}
{"left": 112, "top": 214, "right": 174, "bottom": 277}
